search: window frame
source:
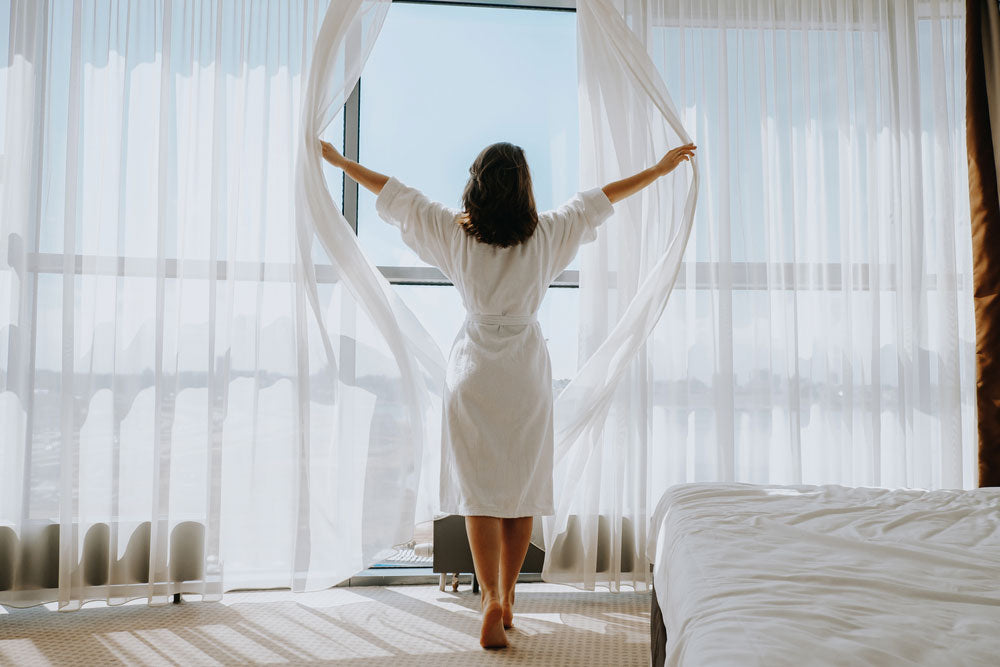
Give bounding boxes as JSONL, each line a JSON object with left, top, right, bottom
{"left": 347, "top": 0, "right": 581, "bottom": 289}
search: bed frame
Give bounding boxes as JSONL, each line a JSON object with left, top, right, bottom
{"left": 650, "top": 582, "right": 667, "bottom": 667}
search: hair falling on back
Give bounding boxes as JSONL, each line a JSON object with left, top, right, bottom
{"left": 460, "top": 142, "right": 539, "bottom": 248}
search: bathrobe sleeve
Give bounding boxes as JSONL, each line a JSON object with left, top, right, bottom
{"left": 541, "top": 187, "right": 615, "bottom": 279}
{"left": 375, "top": 176, "right": 459, "bottom": 277}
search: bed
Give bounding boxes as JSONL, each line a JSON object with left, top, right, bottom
{"left": 647, "top": 483, "right": 1000, "bottom": 666}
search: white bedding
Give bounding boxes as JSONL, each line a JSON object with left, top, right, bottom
{"left": 648, "top": 483, "right": 1000, "bottom": 666}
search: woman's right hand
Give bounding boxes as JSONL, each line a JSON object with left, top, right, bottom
{"left": 655, "top": 143, "right": 697, "bottom": 175}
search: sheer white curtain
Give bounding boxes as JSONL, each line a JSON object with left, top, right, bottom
{"left": 545, "top": 0, "right": 975, "bottom": 591}
{"left": 294, "top": 0, "right": 445, "bottom": 536}
{"left": 542, "top": 0, "right": 699, "bottom": 586}
{"left": 1, "top": 0, "right": 975, "bottom": 608}
{"left": 0, "top": 0, "right": 441, "bottom": 610}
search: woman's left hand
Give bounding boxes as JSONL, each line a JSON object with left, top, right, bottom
{"left": 320, "top": 140, "right": 345, "bottom": 167}
{"left": 655, "top": 143, "right": 697, "bottom": 176}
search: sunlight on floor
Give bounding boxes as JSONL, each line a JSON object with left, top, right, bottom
{"left": 0, "top": 583, "right": 651, "bottom": 665}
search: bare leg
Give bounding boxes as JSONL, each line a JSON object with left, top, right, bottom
{"left": 465, "top": 516, "right": 507, "bottom": 648}
{"left": 499, "top": 516, "right": 533, "bottom": 628}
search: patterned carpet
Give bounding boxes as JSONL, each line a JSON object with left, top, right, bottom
{"left": 0, "top": 584, "right": 651, "bottom": 665}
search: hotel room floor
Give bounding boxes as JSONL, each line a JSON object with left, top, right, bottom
{"left": 0, "top": 583, "right": 650, "bottom": 666}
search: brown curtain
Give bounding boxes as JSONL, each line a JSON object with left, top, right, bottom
{"left": 968, "top": 0, "right": 1000, "bottom": 487}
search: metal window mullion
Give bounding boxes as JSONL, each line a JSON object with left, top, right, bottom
{"left": 396, "top": 0, "right": 576, "bottom": 12}
{"left": 343, "top": 81, "right": 361, "bottom": 234}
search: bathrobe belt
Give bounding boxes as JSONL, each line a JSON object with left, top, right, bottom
{"left": 465, "top": 312, "right": 538, "bottom": 326}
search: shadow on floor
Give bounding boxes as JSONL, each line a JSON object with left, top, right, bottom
{"left": 0, "top": 587, "right": 651, "bottom": 666}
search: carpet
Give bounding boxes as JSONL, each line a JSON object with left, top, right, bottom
{"left": 0, "top": 583, "right": 650, "bottom": 665}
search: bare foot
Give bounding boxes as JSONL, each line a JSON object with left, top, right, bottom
{"left": 480, "top": 597, "right": 508, "bottom": 649}
{"left": 501, "top": 588, "right": 514, "bottom": 628}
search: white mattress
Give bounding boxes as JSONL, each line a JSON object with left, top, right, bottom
{"left": 647, "top": 483, "right": 1000, "bottom": 666}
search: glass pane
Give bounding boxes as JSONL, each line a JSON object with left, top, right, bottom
{"left": 357, "top": 3, "right": 579, "bottom": 269}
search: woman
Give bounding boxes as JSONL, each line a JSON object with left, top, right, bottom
{"left": 320, "top": 139, "right": 696, "bottom": 649}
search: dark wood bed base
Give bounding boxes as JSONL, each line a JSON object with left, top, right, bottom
{"left": 651, "top": 582, "right": 667, "bottom": 667}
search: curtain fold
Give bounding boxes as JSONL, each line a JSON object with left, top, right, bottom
{"left": 541, "top": 0, "right": 699, "bottom": 589}
{"left": 0, "top": 0, "right": 445, "bottom": 609}
{"left": 551, "top": 0, "right": 974, "bottom": 591}
{"left": 292, "top": 0, "right": 449, "bottom": 576}
{"left": 967, "top": 0, "right": 1000, "bottom": 487}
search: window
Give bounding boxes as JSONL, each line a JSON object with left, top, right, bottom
{"left": 341, "top": 0, "right": 581, "bottom": 385}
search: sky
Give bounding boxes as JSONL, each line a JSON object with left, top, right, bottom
{"left": 347, "top": 2, "right": 583, "bottom": 380}
{"left": 354, "top": 2, "right": 579, "bottom": 268}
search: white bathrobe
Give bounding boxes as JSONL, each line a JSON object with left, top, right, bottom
{"left": 376, "top": 177, "right": 614, "bottom": 517}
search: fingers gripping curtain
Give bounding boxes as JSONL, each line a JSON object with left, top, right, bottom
{"left": 540, "top": 0, "right": 699, "bottom": 589}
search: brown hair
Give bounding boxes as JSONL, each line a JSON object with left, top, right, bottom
{"left": 460, "top": 142, "right": 539, "bottom": 247}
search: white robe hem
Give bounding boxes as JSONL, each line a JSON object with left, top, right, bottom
{"left": 440, "top": 504, "right": 554, "bottom": 518}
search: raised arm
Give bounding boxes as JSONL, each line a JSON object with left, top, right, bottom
{"left": 601, "top": 143, "right": 697, "bottom": 204}
{"left": 320, "top": 140, "right": 389, "bottom": 195}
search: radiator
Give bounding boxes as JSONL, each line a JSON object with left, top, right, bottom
{"left": 0, "top": 520, "right": 215, "bottom": 606}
